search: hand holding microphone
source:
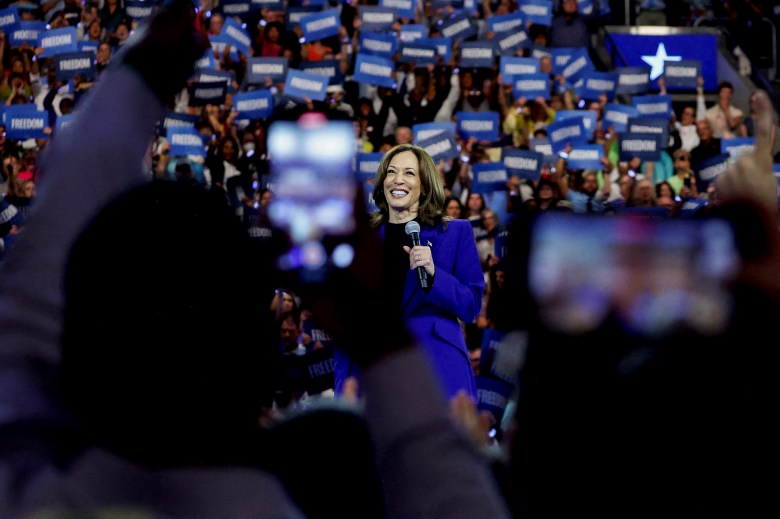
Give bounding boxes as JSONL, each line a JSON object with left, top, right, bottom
{"left": 404, "top": 221, "right": 433, "bottom": 289}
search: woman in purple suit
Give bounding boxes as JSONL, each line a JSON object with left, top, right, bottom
{"left": 337, "top": 144, "right": 485, "bottom": 399}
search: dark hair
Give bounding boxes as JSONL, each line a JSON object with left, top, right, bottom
{"left": 443, "top": 195, "right": 465, "bottom": 217}
{"left": 370, "top": 144, "right": 447, "bottom": 228}
{"left": 717, "top": 81, "right": 734, "bottom": 93}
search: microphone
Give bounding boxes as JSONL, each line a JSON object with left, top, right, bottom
{"left": 404, "top": 220, "right": 429, "bottom": 289}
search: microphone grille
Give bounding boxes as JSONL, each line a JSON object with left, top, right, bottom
{"left": 404, "top": 220, "right": 421, "bottom": 235}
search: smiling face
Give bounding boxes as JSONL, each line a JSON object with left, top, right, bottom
{"left": 383, "top": 150, "right": 422, "bottom": 223}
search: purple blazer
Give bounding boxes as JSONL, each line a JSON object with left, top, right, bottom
{"left": 335, "top": 218, "right": 485, "bottom": 400}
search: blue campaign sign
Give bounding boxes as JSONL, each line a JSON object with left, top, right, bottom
{"left": 253, "top": 0, "right": 283, "bottom": 10}
{"left": 459, "top": 41, "right": 496, "bottom": 68}
{"left": 503, "top": 149, "right": 543, "bottom": 181}
{"left": 721, "top": 137, "right": 756, "bottom": 161}
{"left": 198, "top": 69, "right": 235, "bottom": 92}
{"left": 518, "top": 0, "right": 552, "bottom": 25}
{"left": 606, "top": 32, "right": 718, "bottom": 90}
{"left": 302, "top": 345, "right": 336, "bottom": 395}
{"left": 416, "top": 132, "right": 460, "bottom": 162}
{"left": 511, "top": 73, "right": 550, "bottom": 100}
{"left": 457, "top": 112, "right": 500, "bottom": 141}
{"left": 358, "top": 6, "right": 396, "bottom": 32}
{"left": 530, "top": 137, "right": 555, "bottom": 163}
{"left": 529, "top": 44, "right": 552, "bottom": 61}
{"left": 476, "top": 376, "right": 514, "bottom": 424}
{"left": 400, "top": 24, "right": 426, "bottom": 43}
{"left": 632, "top": 94, "right": 672, "bottom": 120}
{"left": 628, "top": 117, "right": 669, "bottom": 148}
{"left": 488, "top": 11, "right": 524, "bottom": 34}
{"left": 566, "top": 144, "right": 604, "bottom": 170}
{"left": 125, "top": 0, "right": 155, "bottom": 19}
{"left": 168, "top": 126, "right": 207, "bottom": 157}
{"left": 663, "top": 59, "right": 701, "bottom": 90}
{"left": 38, "top": 26, "right": 78, "bottom": 58}
{"left": 188, "top": 81, "right": 227, "bottom": 106}
{"left": 283, "top": 69, "right": 328, "bottom": 101}
{"left": 8, "top": 21, "right": 46, "bottom": 47}
{"left": 556, "top": 110, "right": 597, "bottom": 134}
{"left": 209, "top": 35, "right": 239, "bottom": 61}
{"left": 438, "top": 10, "right": 477, "bottom": 41}
{"left": 550, "top": 47, "right": 577, "bottom": 73}
{"left": 353, "top": 53, "right": 396, "bottom": 89}
{"left": 359, "top": 31, "right": 398, "bottom": 59}
{"left": 416, "top": 37, "right": 452, "bottom": 62}
{"left": 160, "top": 111, "right": 198, "bottom": 136}
{"left": 221, "top": 0, "right": 252, "bottom": 18}
{"left": 0, "top": 7, "right": 20, "bottom": 32}
{"left": 495, "top": 27, "right": 530, "bottom": 55}
{"left": 233, "top": 89, "right": 274, "bottom": 120}
{"left": 54, "top": 51, "right": 96, "bottom": 81}
{"left": 560, "top": 47, "right": 593, "bottom": 82}
{"left": 413, "top": 121, "right": 456, "bottom": 142}
{"left": 301, "top": 8, "right": 341, "bottom": 42}
{"left": 246, "top": 57, "right": 288, "bottom": 83}
{"left": 300, "top": 59, "right": 343, "bottom": 85}
{"left": 602, "top": 103, "right": 639, "bottom": 132}
{"left": 5, "top": 106, "right": 48, "bottom": 140}
{"left": 694, "top": 153, "right": 730, "bottom": 192}
{"left": 195, "top": 49, "right": 217, "bottom": 71}
{"left": 399, "top": 42, "right": 438, "bottom": 64}
{"left": 547, "top": 117, "right": 588, "bottom": 154}
{"left": 356, "top": 152, "right": 383, "bottom": 181}
{"left": 220, "top": 17, "right": 252, "bottom": 55}
{"left": 286, "top": 6, "right": 321, "bottom": 30}
{"left": 616, "top": 66, "right": 652, "bottom": 95}
{"left": 575, "top": 71, "right": 618, "bottom": 101}
{"left": 381, "top": 0, "right": 415, "bottom": 19}
{"left": 472, "top": 162, "right": 509, "bottom": 193}
{"left": 618, "top": 132, "right": 663, "bottom": 161}
{"left": 78, "top": 41, "right": 99, "bottom": 55}
{"left": 500, "top": 56, "right": 540, "bottom": 79}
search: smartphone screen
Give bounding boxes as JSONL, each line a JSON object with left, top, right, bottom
{"left": 267, "top": 117, "right": 356, "bottom": 279}
{"left": 528, "top": 213, "right": 740, "bottom": 337}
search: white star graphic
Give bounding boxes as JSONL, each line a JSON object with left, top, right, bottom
{"left": 641, "top": 42, "right": 682, "bottom": 80}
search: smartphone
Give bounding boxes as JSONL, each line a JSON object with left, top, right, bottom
{"left": 267, "top": 117, "right": 356, "bottom": 281}
{"left": 527, "top": 213, "right": 739, "bottom": 337}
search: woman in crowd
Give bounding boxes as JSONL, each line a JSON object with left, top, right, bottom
{"left": 444, "top": 195, "right": 465, "bottom": 219}
{"left": 335, "top": 144, "right": 485, "bottom": 399}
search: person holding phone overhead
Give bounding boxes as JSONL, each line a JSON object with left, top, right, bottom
{"left": 335, "top": 144, "right": 485, "bottom": 400}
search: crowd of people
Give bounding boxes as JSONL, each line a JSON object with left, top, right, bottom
{"left": 1, "top": 0, "right": 780, "bottom": 516}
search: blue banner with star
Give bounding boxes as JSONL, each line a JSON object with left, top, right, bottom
{"left": 606, "top": 32, "right": 717, "bottom": 90}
